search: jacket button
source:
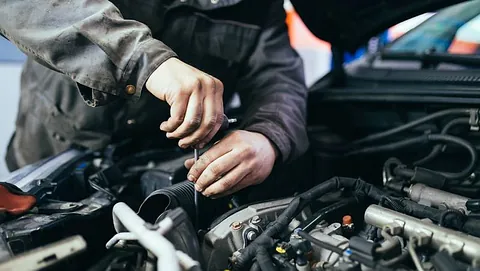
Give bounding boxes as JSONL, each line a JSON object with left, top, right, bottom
{"left": 125, "top": 85, "right": 136, "bottom": 95}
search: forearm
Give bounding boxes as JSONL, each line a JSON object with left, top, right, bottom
{"left": 0, "top": 0, "right": 176, "bottom": 105}
{"left": 242, "top": 81, "right": 309, "bottom": 164}
{"left": 238, "top": 1, "right": 309, "bottom": 163}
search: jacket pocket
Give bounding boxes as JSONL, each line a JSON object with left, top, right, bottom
{"left": 189, "top": 12, "right": 261, "bottom": 63}
{"left": 30, "top": 91, "right": 77, "bottom": 144}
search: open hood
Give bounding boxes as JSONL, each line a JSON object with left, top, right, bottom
{"left": 290, "top": 0, "right": 468, "bottom": 52}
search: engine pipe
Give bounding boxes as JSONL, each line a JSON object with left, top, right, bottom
{"left": 407, "top": 183, "right": 470, "bottom": 214}
{"left": 364, "top": 205, "right": 480, "bottom": 262}
{"left": 111, "top": 202, "right": 181, "bottom": 271}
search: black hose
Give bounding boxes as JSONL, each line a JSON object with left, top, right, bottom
{"left": 232, "top": 177, "right": 386, "bottom": 270}
{"left": 255, "top": 247, "right": 277, "bottom": 271}
{"left": 439, "top": 209, "right": 464, "bottom": 227}
{"left": 271, "top": 254, "right": 296, "bottom": 271}
{"left": 414, "top": 118, "right": 469, "bottom": 165}
{"left": 461, "top": 217, "right": 480, "bottom": 237}
{"left": 385, "top": 134, "right": 477, "bottom": 181}
{"left": 250, "top": 262, "right": 261, "bottom": 271}
{"left": 352, "top": 109, "right": 472, "bottom": 146}
{"left": 380, "top": 196, "right": 404, "bottom": 212}
{"left": 137, "top": 181, "right": 195, "bottom": 224}
{"left": 378, "top": 249, "right": 409, "bottom": 267}
{"left": 297, "top": 230, "right": 345, "bottom": 255}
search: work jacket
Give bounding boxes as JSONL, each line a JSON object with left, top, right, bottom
{"left": 1, "top": 0, "right": 308, "bottom": 169}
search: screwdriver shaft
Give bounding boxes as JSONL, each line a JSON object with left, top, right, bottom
{"left": 194, "top": 148, "right": 199, "bottom": 228}
{"left": 192, "top": 115, "right": 236, "bottom": 229}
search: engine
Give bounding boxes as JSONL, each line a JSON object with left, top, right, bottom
{"left": 198, "top": 179, "right": 480, "bottom": 271}
{"left": 2, "top": 108, "right": 480, "bottom": 271}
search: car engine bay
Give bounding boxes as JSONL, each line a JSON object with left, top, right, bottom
{"left": 1, "top": 104, "right": 480, "bottom": 271}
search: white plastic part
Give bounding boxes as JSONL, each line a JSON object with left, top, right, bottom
{"left": 110, "top": 202, "right": 181, "bottom": 271}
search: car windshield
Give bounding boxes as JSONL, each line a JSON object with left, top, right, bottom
{"left": 385, "top": 1, "right": 480, "bottom": 55}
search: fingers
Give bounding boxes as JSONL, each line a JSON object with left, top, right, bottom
{"left": 160, "top": 91, "right": 190, "bottom": 132}
{"left": 194, "top": 151, "right": 239, "bottom": 192}
{"left": 166, "top": 90, "right": 204, "bottom": 142}
{"left": 179, "top": 77, "right": 224, "bottom": 148}
{"left": 202, "top": 167, "right": 250, "bottom": 197}
{"left": 187, "top": 143, "right": 233, "bottom": 183}
{"left": 210, "top": 175, "right": 252, "bottom": 199}
{"left": 184, "top": 158, "right": 194, "bottom": 169}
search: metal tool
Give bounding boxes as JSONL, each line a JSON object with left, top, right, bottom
{"left": 194, "top": 114, "right": 237, "bottom": 228}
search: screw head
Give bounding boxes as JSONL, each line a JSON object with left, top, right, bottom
{"left": 231, "top": 221, "right": 242, "bottom": 230}
{"left": 251, "top": 216, "right": 261, "bottom": 224}
{"left": 246, "top": 231, "right": 257, "bottom": 241}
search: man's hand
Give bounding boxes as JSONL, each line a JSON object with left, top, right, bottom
{"left": 146, "top": 58, "right": 225, "bottom": 149}
{"left": 184, "top": 130, "right": 278, "bottom": 198}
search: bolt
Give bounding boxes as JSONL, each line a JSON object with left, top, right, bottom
{"left": 246, "top": 231, "right": 257, "bottom": 241}
{"left": 251, "top": 216, "right": 261, "bottom": 224}
{"left": 231, "top": 221, "right": 242, "bottom": 231}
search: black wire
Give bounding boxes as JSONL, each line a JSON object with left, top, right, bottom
{"left": 297, "top": 230, "right": 345, "bottom": 255}
{"left": 89, "top": 180, "right": 117, "bottom": 199}
{"left": 380, "top": 196, "right": 404, "bottom": 212}
{"left": 352, "top": 109, "right": 472, "bottom": 146}
{"left": 378, "top": 249, "right": 409, "bottom": 267}
{"left": 345, "top": 134, "right": 477, "bottom": 181}
{"left": 414, "top": 118, "right": 470, "bottom": 166}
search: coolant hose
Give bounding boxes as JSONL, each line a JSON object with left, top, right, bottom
{"left": 138, "top": 181, "right": 195, "bottom": 224}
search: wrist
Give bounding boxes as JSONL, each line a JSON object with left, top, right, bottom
{"left": 250, "top": 131, "right": 279, "bottom": 160}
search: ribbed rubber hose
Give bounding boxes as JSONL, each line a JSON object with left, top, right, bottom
{"left": 138, "top": 181, "right": 195, "bottom": 224}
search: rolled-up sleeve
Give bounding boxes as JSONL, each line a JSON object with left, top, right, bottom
{"left": 0, "top": 0, "right": 177, "bottom": 106}
{"left": 237, "top": 1, "right": 309, "bottom": 163}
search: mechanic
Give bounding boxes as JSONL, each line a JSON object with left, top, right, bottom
{"left": 1, "top": 0, "right": 308, "bottom": 199}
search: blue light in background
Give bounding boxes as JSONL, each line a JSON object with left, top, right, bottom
{"left": 0, "top": 37, "right": 26, "bottom": 62}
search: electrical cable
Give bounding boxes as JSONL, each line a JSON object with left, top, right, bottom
{"left": 89, "top": 180, "right": 117, "bottom": 199}
{"left": 414, "top": 118, "right": 470, "bottom": 166}
{"left": 379, "top": 249, "right": 409, "bottom": 267}
{"left": 352, "top": 109, "right": 472, "bottom": 146}
{"left": 299, "top": 197, "right": 358, "bottom": 232}
{"left": 231, "top": 177, "right": 388, "bottom": 271}
{"left": 375, "top": 230, "right": 399, "bottom": 254}
{"left": 380, "top": 196, "right": 404, "bottom": 212}
{"left": 386, "top": 134, "right": 477, "bottom": 181}
{"left": 297, "top": 230, "right": 345, "bottom": 255}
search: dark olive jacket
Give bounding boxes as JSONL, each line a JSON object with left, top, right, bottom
{"left": 1, "top": 0, "right": 308, "bottom": 169}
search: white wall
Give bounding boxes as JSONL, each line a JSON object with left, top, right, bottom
{"left": 0, "top": 63, "right": 22, "bottom": 177}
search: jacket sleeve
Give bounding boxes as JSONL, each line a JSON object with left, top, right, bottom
{"left": 0, "top": 0, "right": 177, "bottom": 106}
{"left": 237, "top": 1, "right": 309, "bottom": 164}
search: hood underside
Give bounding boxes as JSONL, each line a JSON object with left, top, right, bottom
{"left": 290, "top": 0, "right": 468, "bottom": 52}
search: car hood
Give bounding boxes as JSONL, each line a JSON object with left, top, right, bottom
{"left": 290, "top": 0, "right": 467, "bottom": 52}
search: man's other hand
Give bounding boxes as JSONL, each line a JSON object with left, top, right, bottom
{"left": 184, "top": 130, "right": 278, "bottom": 198}
{"left": 146, "top": 58, "right": 225, "bottom": 149}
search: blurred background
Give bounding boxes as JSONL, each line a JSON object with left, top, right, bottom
{"left": 0, "top": 2, "right": 430, "bottom": 178}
